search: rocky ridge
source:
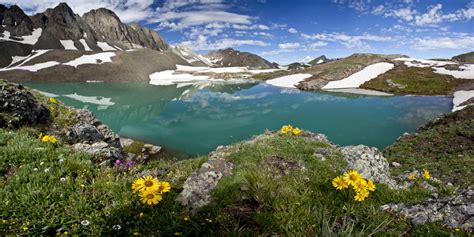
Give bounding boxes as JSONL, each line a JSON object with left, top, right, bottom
{"left": 207, "top": 48, "right": 278, "bottom": 69}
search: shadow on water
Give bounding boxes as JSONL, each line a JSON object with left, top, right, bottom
{"left": 25, "top": 81, "right": 452, "bottom": 156}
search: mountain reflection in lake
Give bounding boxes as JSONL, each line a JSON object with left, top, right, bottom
{"left": 25, "top": 82, "right": 452, "bottom": 156}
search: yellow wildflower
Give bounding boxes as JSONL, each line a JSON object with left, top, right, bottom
{"left": 49, "top": 97, "right": 57, "bottom": 104}
{"left": 408, "top": 174, "right": 416, "bottom": 181}
{"left": 205, "top": 218, "right": 213, "bottom": 223}
{"left": 41, "top": 135, "right": 57, "bottom": 144}
{"left": 49, "top": 106, "right": 55, "bottom": 112}
{"left": 292, "top": 127, "right": 301, "bottom": 135}
{"left": 354, "top": 189, "right": 369, "bottom": 202}
{"left": 343, "top": 170, "right": 362, "bottom": 186}
{"left": 38, "top": 132, "right": 43, "bottom": 139}
{"left": 132, "top": 177, "right": 146, "bottom": 193}
{"left": 366, "top": 179, "right": 376, "bottom": 192}
{"left": 353, "top": 179, "right": 368, "bottom": 192}
{"left": 423, "top": 169, "right": 431, "bottom": 180}
{"left": 139, "top": 212, "right": 144, "bottom": 218}
{"left": 142, "top": 176, "right": 159, "bottom": 191}
{"left": 332, "top": 176, "right": 349, "bottom": 190}
{"left": 184, "top": 216, "right": 190, "bottom": 221}
{"left": 158, "top": 181, "right": 171, "bottom": 193}
{"left": 280, "top": 125, "right": 289, "bottom": 134}
{"left": 140, "top": 189, "right": 162, "bottom": 205}
{"left": 22, "top": 226, "right": 28, "bottom": 232}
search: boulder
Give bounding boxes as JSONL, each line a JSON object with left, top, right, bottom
{"left": 72, "top": 141, "right": 121, "bottom": 159}
{"left": 340, "top": 145, "right": 398, "bottom": 188}
{"left": 177, "top": 146, "right": 234, "bottom": 210}
{"left": 0, "top": 80, "right": 49, "bottom": 128}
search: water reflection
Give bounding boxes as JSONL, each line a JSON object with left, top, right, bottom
{"left": 25, "top": 82, "right": 452, "bottom": 155}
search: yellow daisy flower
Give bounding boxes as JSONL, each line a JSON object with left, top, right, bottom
{"left": 132, "top": 178, "right": 145, "bottom": 193}
{"left": 366, "top": 179, "right": 376, "bottom": 192}
{"left": 280, "top": 125, "right": 290, "bottom": 134}
{"left": 423, "top": 169, "right": 430, "bottom": 180}
{"left": 140, "top": 189, "right": 162, "bottom": 205}
{"left": 407, "top": 174, "right": 416, "bottom": 181}
{"left": 292, "top": 128, "right": 301, "bottom": 135}
{"left": 354, "top": 189, "right": 369, "bottom": 202}
{"left": 49, "top": 97, "right": 57, "bottom": 104}
{"left": 158, "top": 181, "right": 171, "bottom": 193}
{"left": 343, "top": 170, "right": 362, "bottom": 186}
{"left": 353, "top": 179, "right": 368, "bottom": 192}
{"left": 142, "top": 176, "right": 159, "bottom": 191}
{"left": 332, "top": 176, "right": 349, "bottom": 190}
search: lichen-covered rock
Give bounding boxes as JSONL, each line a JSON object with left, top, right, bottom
{"left": 340, "top": 145, "right": 398, "bottom": 188}
{"left": 381, "top": 185, "right": 474, "bottom": 231}
{"left": 72, "top": 141, "right": 121, "bottom": 159}
{"left": 177, "top": 146, "right": 234, "bottom": 210}
{"left": 65, "top": 109, "right": 122, "bottom": 160}
{"left": 0, "top": 80, "right": 49, "bottom": 128}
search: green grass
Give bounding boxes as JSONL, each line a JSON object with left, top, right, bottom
{"left": 360, "top": 65, "right": 460, "bottom": 95}
{"left": 123, "top": 141, "right": 145, "bottom": 157}
{"left": 384, "top": 106, "right": 473, "bottom": 188}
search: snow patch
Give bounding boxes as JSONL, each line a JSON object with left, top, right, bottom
{"left": 149, "top": 70, "right": 210, "bottom": 86}
{"left": 323, "top": 63, "right": 394, "bottom": 89}
{"left": 60, "top": 40, "right": 77, "bottom": 50}
{"left": 64, "top": 52, "right": 116, "bottom": 68}
{"left": 266, "top": 74, "right": 312, "bottom": 88}
{"left": 394, "top": 57, "right": 456, "bottom": 67}
{"left": 79, "top": 39, "right": 91, "bottom": 51}
{"left": 0, "top": 28, "right": 42, "bottom": 45}
{"left": 97, "top": 42, "right": 117, "bottom": 51}
{"left": 433, "top": 64, "right": 474, "bottom": 79}
{"left": 452, "top": 90, "right": 474, "bottom": 111}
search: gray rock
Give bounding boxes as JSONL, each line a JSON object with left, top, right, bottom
{"left": 177, "top": 154, "right": 234, "bottom": 210}
{"left": 391, "top": 162, "right": 401, "bottom": 167}
{"left": 340, "top": 145, "right": 398, "bottom": 188}
{"left": 313, "top": 147, "right": 333, "bottom": 161}
{"left": 0, "top": 80, "right": 49, "bottom": 128}
{"left": 382, "top": 185, "right": 474, "bottom": 231}
{"left": 72, "top": 141, "right": 121, "bottom": 159}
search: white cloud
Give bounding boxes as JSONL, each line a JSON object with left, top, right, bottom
{"left": 232, "top": 24, "right": 270, "bottom": 30}
{"left": 260, "top": 49, "right": 293, "bottom": 56}
{"left": 288, "top": 28, "right": 298, "bottom": 33}
{"left": 154, "top": 11, "right": 254, "bottom": 30}
{"left": 278, "top": 42, "right": 300, "bottom": 49}
{"left": 413, "top": 36, "right": 474, "bottom": 50}
{"left": 181, "top": 36, "right": 270, "bottom": 51}
{"left": 253, "top": 32, "right": 273, "bottom": 38}
{"left": 301, "top": 32, "right": 391, "bottom": 48}
{"left": 308, "top": 41, "right": 328, "bottom": 50}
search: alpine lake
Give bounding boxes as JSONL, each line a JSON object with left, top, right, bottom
{"left": 25, "top": 81, "right": 453, "bottom": 156}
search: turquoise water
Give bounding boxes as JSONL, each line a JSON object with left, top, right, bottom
{"left": 25, "top": 82, "right": 453, "bottom": 155}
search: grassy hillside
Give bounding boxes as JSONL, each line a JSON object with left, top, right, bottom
{"left": 384, "top": 106, "right": 474, "bottom": 188}
{"left": 360, "top": 65, "right": 461, "bottom": 95}
{"left": 452, "top": 51, "right": 474, "bottom": 64}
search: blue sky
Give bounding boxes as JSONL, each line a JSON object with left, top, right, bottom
{"left": 2, "top": 0, "right": 474, "bottom": 64}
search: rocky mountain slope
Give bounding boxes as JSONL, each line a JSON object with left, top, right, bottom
{"left": 308, "top": 55, "right": 330, "bottom": 65}
{"left": 452, "top": 51, "right": 474, "bottom": 64}
{"left": 207, "top": 48, "right": 278, "bottom": 69}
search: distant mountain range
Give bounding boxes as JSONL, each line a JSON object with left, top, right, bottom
{"left": 0, "top": 3, "right": 279, "bottom": 82}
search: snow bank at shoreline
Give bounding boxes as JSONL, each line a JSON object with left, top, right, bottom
{"left": 452, "top": 90, "right": 474, "bottom": 111}
{"left": 394, "top": 58, "right": 456, "bottom": 67}
{"left": 266, "top": 74, "right": 312, "bottom": 88}
{"left": 323, "top": 63, "right": 394, "bottom": 89}
{"left": 433, "top": 65, "right": 474, "bottom": 79}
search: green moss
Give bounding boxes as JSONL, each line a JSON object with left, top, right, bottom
{"left": 361, "top": 65, "right": 460, "bottom": 95}
{"left": 123, "top": 141, "right": 145, "bottom": 156}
